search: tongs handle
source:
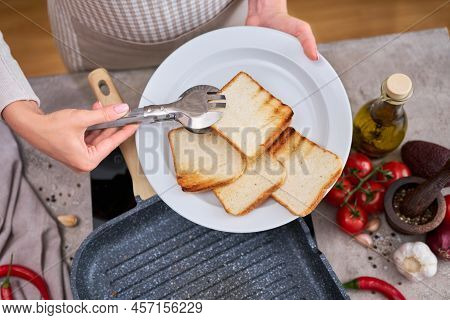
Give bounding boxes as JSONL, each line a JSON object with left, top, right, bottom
{"left": 87, "top": 104, "right": 177, "bottom": 131}
{"left": 88, "top": 68, "right": 155, "bottom": 200}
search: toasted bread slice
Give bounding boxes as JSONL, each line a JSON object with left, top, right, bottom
{"left": 168, "top": 127, "right": 246, "bottom": 192}
{"left": 213, "top": 153, "right": 286, "bottom": 215}
{"left": 270, "top": 128, "right": 343, "bottom": 217}
{"left": 212, "top": 72, "right": 293, "bottom": 159}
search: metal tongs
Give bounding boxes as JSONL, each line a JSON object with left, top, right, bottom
{"left": 87, "top": 85, "right": 226, "bottom": 134}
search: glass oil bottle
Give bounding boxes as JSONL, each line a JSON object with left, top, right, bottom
{"left": 352, "top": 73, "right": 413, "bottom": 158}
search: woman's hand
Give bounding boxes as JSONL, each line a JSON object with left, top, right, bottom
{"left": 3, "top": 100, "right": 138, "bottom": 172}
{"left": 246, "top": 0, "right": 318, "bottom": 61}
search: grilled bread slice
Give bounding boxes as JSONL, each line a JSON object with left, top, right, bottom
{"left": 212, "top": 72, "right": 293, "bottom": 159}
{"left": 168, "top": 127, "right": 246, "bottom": 192}
{"left": 213, "top": 153, "right": 286, "bottom": 215}
{"left": 270, "top": 128, "right": 343, "bottom": 217}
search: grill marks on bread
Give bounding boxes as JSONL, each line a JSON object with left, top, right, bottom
{"left": 270, "top": 128, "right": 343, "bottom": 217}
{"left": 169, "top": 72, "right": 342, "bottom": 218}
{"left": 212, "top": 72, "right": 293, "bottom": 159}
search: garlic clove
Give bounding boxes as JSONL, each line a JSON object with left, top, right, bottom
{"left": 365, "top": 217, "right": 381, "bottom": 232}
{"left": 354, "top": 233, "right": 373, "bottom": 248}
{"left": 57, "top": 214, "right": 78, "bottom": 228}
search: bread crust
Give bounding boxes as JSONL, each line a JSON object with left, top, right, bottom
{"left": 168, "top": 127, "right": 246, "bottom": 192}
{"left": 272, "top": 166, "right": 341, "bottom": 217}
{"left": 214, "top": 180, "right": 283, "bottom": 216}
{"left": 213, "top": 158, "right": 286, "bottom": 216}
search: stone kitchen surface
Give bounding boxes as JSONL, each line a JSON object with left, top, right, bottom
{"left": 22, "top": 28, "right": 448, "bottom": 299}
{"left": 313, "top": 28, "right": 449, "bottom": 300}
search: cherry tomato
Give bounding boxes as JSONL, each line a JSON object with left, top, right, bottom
{"left": 355, "top": 181, "right": 385, "bottom": 214}
{"left": 344, "top": 153, "right": 373, "bottom": 184}
{"left": 336, "top": 204, "right": 368, "bottom": 234}
{"left": 376, "top": 161, "right": 411, "bottom": 188}
{"left": 326, "top": 177, "right": 354, "bottom": 207}
{"left": 443, "top": 195, "right": 450, "bottom": 227}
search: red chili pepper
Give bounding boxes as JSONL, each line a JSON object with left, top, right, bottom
{"left": 1, "top": 255, "right": 14, "bottom": 300}
{"left": 1, "top": 281, "right": 14, "bottom": 300}
{"left": 0, "top": 263, "right": 51, "bottom": 300}
{"left": 343, "top": 276, "right": 405, "bottom": 300}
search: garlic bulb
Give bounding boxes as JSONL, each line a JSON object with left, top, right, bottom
{"left": 393, "top": 242, "right": 437, "bottom": 282}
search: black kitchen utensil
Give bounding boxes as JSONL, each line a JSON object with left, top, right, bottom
{"left": 70, "top": 196, "right": 348, "bottom": 300}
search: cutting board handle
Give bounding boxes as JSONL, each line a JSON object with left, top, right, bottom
{"left": 88, "top": 68, "right": 155, "bottom": 200}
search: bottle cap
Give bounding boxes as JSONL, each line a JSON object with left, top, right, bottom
{"left": 384, "top": 73, "right": 413, "bottom": 101}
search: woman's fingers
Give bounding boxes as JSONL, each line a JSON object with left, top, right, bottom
{"left": 78, "top": 103, "right": 136, "bottom": 170}
{"left": 84, "top": 101, "right": 122, "bottom": 144}
{"left": 294, "top": 20, "right": 318, "bottom": 61}
{"left": 282, "top": 16, "right": 318, "bottom": 61}
{"left": 92, "top": 101, "right": 103, "bottom": 110}
{"left": 84, "top": 130, "right": 102, "bottom": 145}
{"left": 88, "top": 124, "right": 138, "bottom": 164}
{"left": 254, "top": 13, "right": 318, "bottom": 61}
{"left": 77, "top": 103, "right": 130, "bottom": 127}
{"left": 89, "top": 125, "right": 121, "bottom": 146}
{"left": 84, "top": 102, "right": 103, "bottom": 144}
{"left": 89, "top": 101, "right": 121, "bottom": 143}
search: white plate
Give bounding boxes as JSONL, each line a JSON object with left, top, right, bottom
{"left": 136, "top": 26, "right": 352, "bottom": 233}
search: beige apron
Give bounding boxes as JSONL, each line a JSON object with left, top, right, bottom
{"left": 72, "top": 0, "right": 247, "bottom": 71}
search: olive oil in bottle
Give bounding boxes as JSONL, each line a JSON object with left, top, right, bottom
{"left": 352, "top": 73, "right": 412, "bottom": 158}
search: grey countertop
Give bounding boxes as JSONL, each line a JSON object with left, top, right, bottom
{"left": 313, "top": 28, "right": 449, "bottom": 299}
{"left": 23, "top": 28, "right": 449, "bottom": 299}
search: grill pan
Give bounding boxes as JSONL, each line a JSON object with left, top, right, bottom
{"left": 71, "top": 195, "right": 348, "bottom": 299}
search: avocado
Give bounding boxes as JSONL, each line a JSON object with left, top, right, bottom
{"left": 401, "top": 141, "right": 450, "bottom": 182}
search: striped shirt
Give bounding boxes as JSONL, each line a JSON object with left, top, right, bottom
{"left": 1, "top": 0, "right": 241, "bottom": 114}
{"left": 48, "top": 0, "right": 233, "bottom": 71}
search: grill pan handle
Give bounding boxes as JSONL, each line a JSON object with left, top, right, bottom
{"left": 88, "top": 68, "right": 155, "bottom": 200}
